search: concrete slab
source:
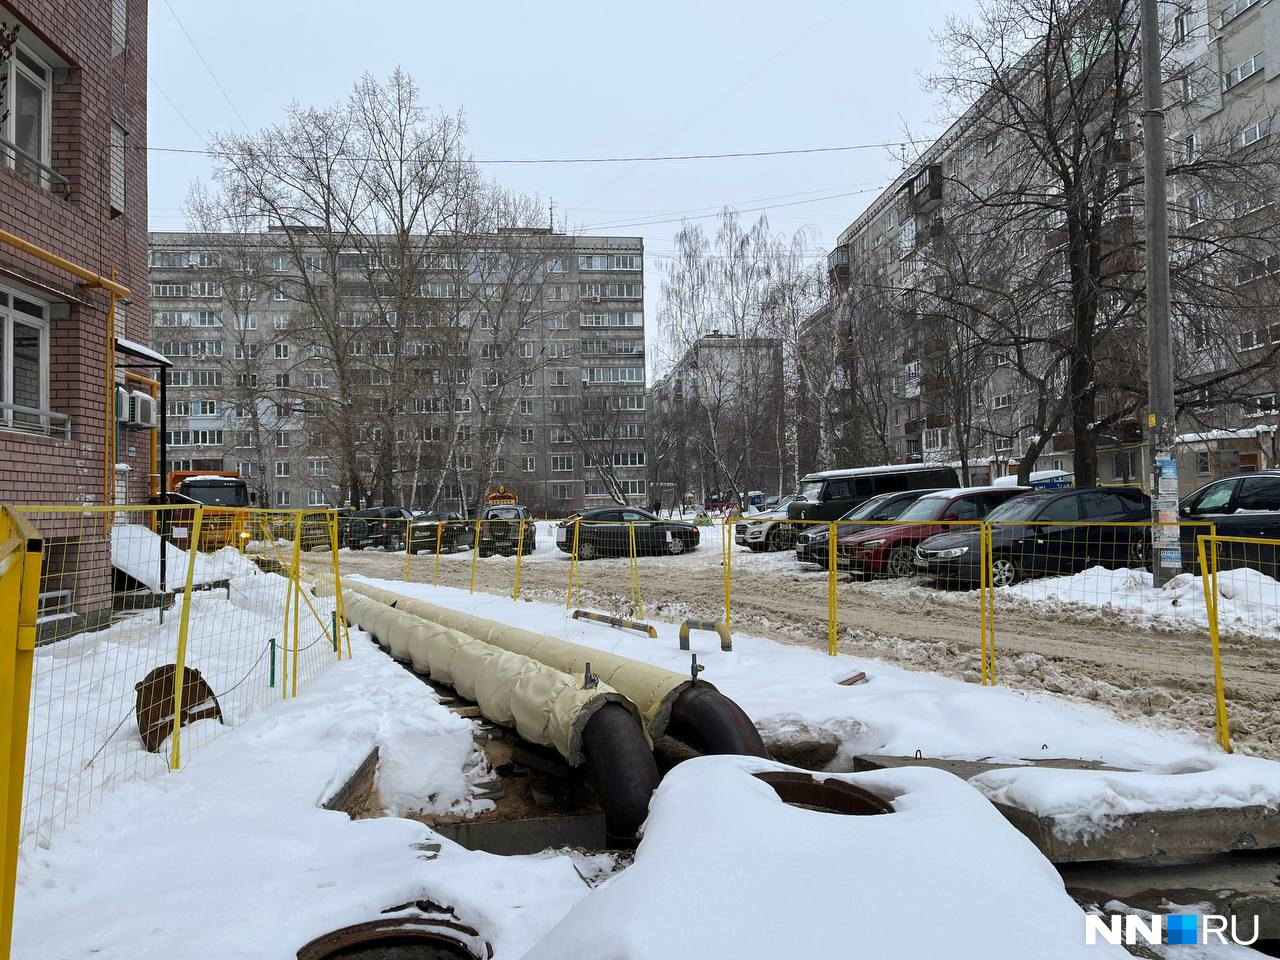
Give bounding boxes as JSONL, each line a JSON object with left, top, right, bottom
{"left": 849, "top": 753, "right": 1128, "bottom": 781}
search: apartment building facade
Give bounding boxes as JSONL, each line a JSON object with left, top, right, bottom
{"left": 148, "top": 229, "right": 649, "bottom": 515}
{"left": 0, "top": 0, "right": 150, "bottom": 506}
{"left": 817, "top": 0, "right": 1280, "bottom": 495}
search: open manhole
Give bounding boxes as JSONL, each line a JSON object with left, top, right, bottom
{"left": 754, "top": 771, "right": 894, "bottom": 816}
{"left": 297, "top": 917, "right": 490, "bottom": 960}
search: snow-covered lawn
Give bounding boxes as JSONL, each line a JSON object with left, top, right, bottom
{"left": 14, "top": 572, "right": 1280, "bottom": 958}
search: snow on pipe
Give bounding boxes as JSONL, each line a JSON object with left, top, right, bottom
{"left": 346, "top": 585, "right": 770, "bottom": 762}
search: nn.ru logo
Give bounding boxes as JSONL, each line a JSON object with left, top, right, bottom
{"left": 1086, "top": 912, "right": 1259, "bottom": 946}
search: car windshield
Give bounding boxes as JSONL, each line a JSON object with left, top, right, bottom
{"left": 798, "top": 480, "right": 825, "bottom": 501}
{"left": 985, "top": 497, "right": 1046, "bottom": 522}
{"left": 182, "top": 482, "right": 248, "bottom": 507}
{"left": 486, "top": 506, "right": 522, "bottom": 519}
{"left": 843, "top": 495, "right": 893, "bottom": 521}
{"left": 894, "top": 496, "right": 948, "bottom": 522}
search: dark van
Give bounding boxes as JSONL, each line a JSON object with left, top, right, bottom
{"left": 787, "top": 464, "right": 961, "bottom": 522}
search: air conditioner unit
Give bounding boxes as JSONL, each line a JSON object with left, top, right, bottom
{"left": 587, "top": 295, "right": 602, "bottom": 303}
{"left": 114, "top": 386, "right": 129, "bottom": 423}
{"left": 128, "top": 390, "right": 158, "bottom": 428}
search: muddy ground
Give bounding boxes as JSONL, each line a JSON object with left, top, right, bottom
{"left": 313, "top": 539, "right": 1280, "bottom": 759}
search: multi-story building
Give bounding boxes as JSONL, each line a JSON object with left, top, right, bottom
{"left": 0, "top": 0, "right": 150, "bottom": 505}
{"left": 148, "top": 228, "right": 649, "bottom": 515}
{"left": 813, "top": 0, "right": 1280, "bottom": 495}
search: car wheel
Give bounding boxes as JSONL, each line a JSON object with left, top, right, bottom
{"left": 668, "top": 536, "right": 687, "bottom": 556}
{"left": 991, "top": 555, "right": 1022, "bottom": 588}
{"left": 767, "top": 525, "right": 795, "bottom": 552}
{"left": 578, "top": 540, "right": 597, "bottom": 561}
{"left": 887, "top": 546, "right": 916, "bottom": 577}
{"left": 387, "top": 535, "right": 404, "bottom": 553}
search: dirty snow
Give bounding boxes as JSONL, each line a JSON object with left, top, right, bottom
{"left": 111, "top": 522, "right": 260, "bottom": 591}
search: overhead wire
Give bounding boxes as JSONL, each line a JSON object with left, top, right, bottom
{"left": 161, "top": 0, "right": 251, "bottom": 130}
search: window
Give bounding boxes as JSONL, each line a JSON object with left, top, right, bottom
{"left": 167, "top": 400, "right": 190, "bottom": 417}
{"left": 1173, "top": 9, "right": 1191, "bottom": 44}
{"left": 0, "top": 288, "right": 49, "bottom": 434}
{"left": 111, "top": 0, "right": 128, "bottom": 54}
{"left": 307, "top": 490, "right": 327, "bottom": 507}
{"left": 1236, "top": 475, "right": 1280, "bottom": 511}
{"left": 274, "top": 343, "right": 289, "bottom": 360}
{"left": 1251, "top": 393, "right": 1277, "bottom": 416}
{"left": 109, "top": 123, "right": 126, "bottom": 213}
{"left": 550, "top": 428, "right": 572, "bottom": 444}
{"left": 547, "top": 285, "right": 569, "bottom": 302}
{"left": 234, "top": 344, "right": 258, "bottom": 360}
{"left": 1221, "top": 0, "right": 1259, "bottom": 25}
{"left": 547, "top": 258, "right": 567, "bottom": 273}
{"left": 235, "top": 314, "right": 257, "bottom": 331}
{"left": 275, "top": 461, "right": 290, "bottom": 477}
{"left": 579, "top": 282, "right": 602, "bottom": 298}
{"left": 551, "top": 455, "right": 574, "bottom": 472}
{"left": 272, "top": 289, "right": 288, "bottom": 302}
{"left": 1185, "top": 478, "right": 1236, "bottom": 515}
{"left": 276, "top": 431, "right": 291, "bottom": 448}
{"left": 992, "top": 393, "right": 1012, "bottom": 410}
{"left": 553, "top": 483, "right": 571, "bottom": 500}
{"left": 4, "top": 45, "right": 53, "bottom": 187}
{"left": 548, "top": 314, "right": 569, "bottom": 330}
{"left": 191, "top": 281, "right": 221, "bottom": 298}
{"left": 238, "top": 461, "right": 255, "bottom": 477}
{"left": 151, "top": 282, "right": 188, "bottom": 298}
{"left": 1238, "top": 328, "right": 1265, "bottom": 350}
{"left": 621, "top": 479, "right": 647, "bottom": 496}
{"left": 1196, "top": 451, "right": 1212, "bottom": 476}
{"left": 1237, "top": 118, "right": 1271, "bottom": 150}
{"left": 307, "top": 458, "right": 328, "bottom": 477}
{"left": 551, "top": 369, "right": 570, "bottom": 387}
{"left": 455, "top": 454, "right": 473, "bottom": 471}
{"left": 585, "top": 367, "right": 643, "bottom": 383}
{"left": 613, "top": 451, "right": 645, "bottom": 467}
{"left": 275, "top": 373, "right": 290, "bottom": 388}
{"left": 276, "top": 490, "right": 292, "bottom": 507}
{"left": 235, "top": 374, "right": 258, "bottom": 388}
{"left": 549, "top": 342, "right": 570, "bottom": 358}
{"left": 522, "top": 456, "right": 536, "bottom": 472}
{"left": 272, "top": 313, "right": 289, "bottom": 330}
{"left": 193, "top": 370, "right": 222, "bottom": 387}
{"left": 578, "top": 255, "right": 609, "bottom": 271}
{"left": 1224, "top": 53, "right": 1264, "bottom": 90}
{"left": 234, "top": 432, "right": 253, "bottom": 448}
{"left": 193, "top": 311, "right": 221, "bottom": 327}
{"left": 189, "top": 400, "right": 218, "bottom": 416}
{"left": 610, "top": 254, "right": 642, "bottom": 271}
{"left": 606, "top": 283, "right": 642, "bottom": 299}
{"left": 520, "top": 428, "right": 535, "bottom": 444}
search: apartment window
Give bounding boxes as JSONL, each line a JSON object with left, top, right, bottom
{"left": 579, "top": 282, "right": 602, "bottom": 299}
{"left": 274, "top": 343, "right": 289, "bottom": 360}
{"left": 1221, "top": 0, "right": 1259, "bottom": 24}
{"left": 109, "top": 123, "right": 126, "bottom": 214}
{"left": 111, "top": 0, "right": 128, "bottom": 54}
{"left": 547, "top": 285, "right": 569, "bottom": 302}
{"left": 621, "top": 479, "right": 647, "bottom": 496}
{"left": 549, "top": 342, "right": 570, "bottom": 358}
{"left": 1252, "top": 393, "right": 1278, "bottom": 416}
{"left": 550, "top": 428, "right": 572, "bottom": 444}
{"left": 613, "top": 395, "right": 645, "bottom": 411}
{"left": 194, "top": 340, "right": 222, "bottom": 357}
{"left": 519, "top": 342, "right": 535, "bottom": 359}
{"left": 1197, "top": 451, "right": 1212, "bottom": 476}
{"left": 235, "top": 374, "right": 258, "bottom": 388}
{"left": 481, "top": 370, "right": 498, "bottom": 388}
{"left": 993, "top": 436, "right": 1014, "bottom": 453}
{"left": 1225, "top": 53, "right": 1264, "bottom": 91}
{"left": 1236, "top": 254, "right": 1280, "bottom": 285}
{"left": 275, "top": 490, "right": 292, "bottom": 507}
{"left": 275, "top": 431, "right": 291, "bottom": 448}
{"left": 193, "top": 311, "right": 221, "bottom": 327}
{"left": 238, "top": 461, "right": 255, "bottom": 477}
{"left": 234, "top": 432, "right": 253, "bottom": 448}
{"left": 455, "top": 454, "right": 473, "bottom": 471}
{"left": 1173, "top": 9, "right": 1191, "bottom": 44}
{"left": 551, "top": 455, "right": 574, "bottom": 472}
{"left": 552, "top": 483, "right": 571, "bottom": 500}
{"left": 235, "top": 314, "right": 257, "bottom": 331}
{"left": 522, "top": 456, "right": 536, "bottom": 472}
{"left": 234, "top": 344, "right": 258, "bottom": 360}
{"left": 167, "top": 400, "right": 190, "bottom": 417}
{"left": 189, "top": 400, "right": 218, "bottom": 416}
{"left": 193, "top": 370, "right": 222, "bottom": 387}
{"left": 275, "top": 461, "right": 290, "bottom": 478}
{"left": 0, "top": 288, "right": 49, "bottom": 434}
{"left": 520, "top": 428, "right": 535, "bottom": 443}
{"left": 609, "top": 254, "right": 642, "bottom": 271}
{"left": 548, "top": 314, "right": 569, "bottom": 330}
{"left": 151, "top": 283, "right": 188, "bottom": 298}
{"left": 275, "top": 373, "right": 290, "bottom": 388}
{"left": 306, "top": 371, "right": 330, "bottom": 389}
{"left": 547, "top": 258, "right": 567, "bottom": 273}
{"left": 1237, "top": 118, "right": 1272, "bottom": 150}
{"left": 272, "top": 313, "right": 289, "bottom": 330}
{"left": 307, "top": 490, "right": 327, "bottom": 507}
{"left": 585, "top": 367, "right": 643, "bottom": 384}
{"left": 606, "top": 283, "right": 642, "bottom": 300}
{"left": 307, "top": 458, "right": 328, "bottom": 477}
{"left": 992, "top": 393, "right": 1013, "bottom": 409}
{"left": 272, "top": 289, "right": 288, "bottom": 302}
{"left": 923, "top": 427, "right": 950, "bottom": 451}
{"left": 618, "top": 422, "right": 645, "bottom": 439}
{"left": 551, "top": 369, "right": 570, "bottom": 387}
{"left": 191, "top": 281, "right": 221, "bottom": 298}
{"left": 613, "top": 451, "right": 645, "bottom": 467}
{"left": 4, "top": 45, "right": 53, "bottom": 187}
{"left": 165, "top": 431, "right": 191, "bottom": 447}
{"left": 1238, "top": 328, "right": 1265, "bottom": 350}
{"left": 578, "top": 255, "right": 609, "bottom": 271}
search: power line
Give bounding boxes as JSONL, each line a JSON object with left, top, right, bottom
{"left": 161, "top": 0, "right": 250, "bottom": 130}
{"left": 576, "top": 185, "right": 889, "bottom": 230}
{"left": 139, "top": 139, "right": 929, "bottom": 165}
{"left": 148, "top": 76, "right": 208, "bottom": 147}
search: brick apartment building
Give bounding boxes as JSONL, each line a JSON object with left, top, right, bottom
{"left": 0, "top": 0, "right": 150, "bottom": 626}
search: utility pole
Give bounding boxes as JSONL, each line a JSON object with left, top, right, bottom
{"left": 1140, "top": 0, "right": 1182, "bottom": 586}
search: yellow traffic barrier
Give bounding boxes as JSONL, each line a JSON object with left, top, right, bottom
{"left": 168, "top": 506, "right": 205, "bottom": 770}
{"left": 565, "top": 520, "right": 581, "bottom": 610}
{"left": 513, "top": 520, "right": 527, "bottom": 601}
{"left": 679, "top": 618, "right": 732, "bottom": 653}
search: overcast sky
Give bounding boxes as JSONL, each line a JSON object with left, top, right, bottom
{"left": 147, "top": 0, "right": 963, "bottom": 346}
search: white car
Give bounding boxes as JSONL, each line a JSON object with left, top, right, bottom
{"left": 733, "top": 495, "right": 803, "bottom": 551}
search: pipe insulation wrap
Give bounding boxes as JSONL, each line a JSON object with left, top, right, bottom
{"left": 349, "top": 584, "right": 700, "bottom": 739}
{"left": 344, "top": 592, "right": 647, "bottom": 766}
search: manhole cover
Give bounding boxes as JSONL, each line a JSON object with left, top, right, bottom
{"left": 754, "top": 771, "right": 894, "bottom": 816}
{"left": 297, "top": 917, "right": 490, "bottom": 960}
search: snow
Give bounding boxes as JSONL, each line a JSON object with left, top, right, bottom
{"left": 114, "top": 336, "right": 171, "bottom": 367}
{"left": 110, "top": 522, "right": 260, "bottom": 591}
{"left": 527, "top": 756, "right": 1129, "bottom": 960}
{"left": 801, "top": 462, "right": 951, "bottom": 480}
{"left": 970, "top": 753, "right": 1280, "bottom": 842}
{"left": 1177, "top": 426, "right": 1276, "bottom": 445}
{"left": 993, "top": 469, "right": 1072, "bottom": 487}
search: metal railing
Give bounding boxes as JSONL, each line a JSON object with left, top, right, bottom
{"left": 0, "top": 401, "right": 71, "bottom": 441}
{"left": 0, "top": 136, "right": 69, "bottom": 195}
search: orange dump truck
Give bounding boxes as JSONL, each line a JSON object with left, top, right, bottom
{"left": 166, "top": 470, "right": 251, "bottom": 550}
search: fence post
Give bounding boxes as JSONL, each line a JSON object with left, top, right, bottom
{"left": 827, "top": 520, "right": 838, "bottom": 656}
{"left": 0, "top": 507, "right": 41, "bottom": 960}
{"left": 980, "top": 523, "right": 991, "bottom": 685}
{"left": 469, "top": 517, "right": 481, "bottom": 595}
{"left": 627, "top": 521, "right": 642, "bottom": 619}
{"left": 169, "top": 505, "right": 205, "bottom": 770}
{"left": 403, "top": 516, "right": 412, "bottom": 581}
{"left": 280, "top": 523, "right": 292, "bottom": 698}
{"left": 329, "top": 509, "right": 349, "bottom": 660}
{"left": 1197, "top": 533, "right": 1232, "bottom": 752}
{"left": 566, "top": 521, "right": 581, "bottom": 610}
{"left": 722, "top": 518, "right": 731, "bottom": 633}
{"left": 290, "top": 512, "right": 303, "bottom": 698}
{"left": 434, "top": 521, "right": 443, "bottom": 585}
{"left": 513, "top": 519, "right": 526, "bottom": 602}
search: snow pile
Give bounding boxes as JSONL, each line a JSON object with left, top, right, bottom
{"left": 1002, "top": 564, "right": 1280, "bottom": 635}
{"left": 526, "top": 756, "right": 1127, "bottom": 960}
{"left": 13, "top": 632, "right": 580, "bottom": 960}
{"left": 970, "top": 753, "right": 1280, "bottom": 842}
{"left": 111, "top": 522, "right": 260, "bottom": 591}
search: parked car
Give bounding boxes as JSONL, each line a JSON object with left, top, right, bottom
{"left": 794, "top": 489, "right": 945, "bottom": 566}
{"left": 475, "top": 505, "right": 538, "bottom": 557}
{"left": 414, "top": 510, "right": 478, "bottom": 553}
{"left": 342, "top": 506, "right": 449, "bottom": 553}
{"left": 734, "top": 494, "right": 806, "bottom": 551}
{"left": 787, "top": 464, "right": 960, "bottom": 524}
{"left": 915, "top": 487, "right": 1151, "bottom": 587}
{"left": 1177, "top": 470, "right": 1280, "bottom": 576}
{"left": 836, "top": 486, "right": 1030, "bottom": 578}
{"left": 555, "top": 507, "right": 700, "bottom": 560}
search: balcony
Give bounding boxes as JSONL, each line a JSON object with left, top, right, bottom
{"left": 0, "top": 401, "right": 71, "bottom": 440}
{"left": 827, "top": 245, "right": 850, "bottom": 287}
{"left": 907, "top": 164, "right": 943, "bottom": 214}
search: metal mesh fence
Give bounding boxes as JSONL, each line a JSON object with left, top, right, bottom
{"left": 8, "top": 504, "right": 345, "bottom": 849}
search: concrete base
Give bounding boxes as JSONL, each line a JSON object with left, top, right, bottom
{"left": 431, "top": 814, "right": 606, "bottom": 856}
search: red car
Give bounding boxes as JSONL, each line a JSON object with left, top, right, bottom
{"left": 836, "top": 485, "right": 1030, "bottom": 578}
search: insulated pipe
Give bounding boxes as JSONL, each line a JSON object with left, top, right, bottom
{"left": 666, "top": 684, "right": 768, "bottom": 759}
{"left": 579, "top": 701, "right": 660, "bottom": 846}
{"left": 571, "top": 609, "right": 658, "bottom": 638}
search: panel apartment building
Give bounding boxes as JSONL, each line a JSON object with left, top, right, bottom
{"left": 818, "top": 0, "right": 1280, "bottom": 495}
{"left": 148, "top": 228, "right": 650, "bottom": 514}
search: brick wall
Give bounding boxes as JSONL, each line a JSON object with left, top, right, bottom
{"left": 0, "top": 0, "right": 150, "bottom": 508}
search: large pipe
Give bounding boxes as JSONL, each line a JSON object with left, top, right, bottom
{"left": 579, "top": 702, "right": 661, "bottom": 846}
{"left": 667, "top": 684, "right": 769, "bottom": 759}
